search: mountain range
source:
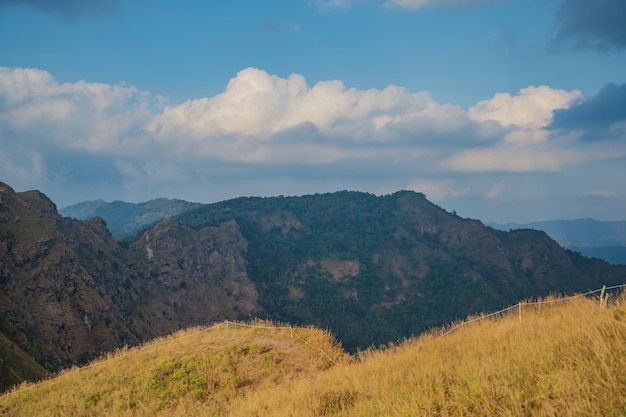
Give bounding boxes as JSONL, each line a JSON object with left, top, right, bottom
{"left": 61, "top": 198, "right": 626, "bottom": 266}
{"left": 2, "top": 181, "right": 625, "bottom": 391}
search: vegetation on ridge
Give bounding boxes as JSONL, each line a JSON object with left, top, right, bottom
{"left": 174, "top": 190, "right": 626, "bottom": 352}
{"left": 2, "top": 292, "right": 625, "bottom": 416}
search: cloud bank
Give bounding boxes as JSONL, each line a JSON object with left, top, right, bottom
{"left": 554, "top": 0, "right": 626, "bottom": 51}
{"left": 1, "top": 66, "right": 623, "bottom": 216}
{"left": 551, "top": 83, "right": 626, "bottom": 132}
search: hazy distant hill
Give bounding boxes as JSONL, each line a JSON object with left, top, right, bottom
{"left": 59, "top": 198, "right": 202, "bottom": 240}
{"left": 489, "top": 219, "right": 626, "bottom": 265}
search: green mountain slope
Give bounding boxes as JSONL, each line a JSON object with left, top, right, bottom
{"left": 173, "top": 191, "right": 626, "bottom": 351}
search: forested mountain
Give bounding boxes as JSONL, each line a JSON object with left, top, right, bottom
{"left": 2, "top": 182, "right": 625, "bottom": 390}
{"left": 172, "top": 191, "right": 625, "bottom": 350}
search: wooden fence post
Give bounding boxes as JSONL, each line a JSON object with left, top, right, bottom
{"left": 518, "top": 302, "right": 522, "bottom": 322}
{"left": 599, "top": 285, "right": 606, "bottom": 309}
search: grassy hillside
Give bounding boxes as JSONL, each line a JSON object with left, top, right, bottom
{"left": 0, "top": 321, "right": 350, "bottom": 416}
{"left": 2, "top": 291, "right": 625, "bottom": 416}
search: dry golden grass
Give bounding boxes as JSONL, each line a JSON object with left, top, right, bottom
{"left": 0, "top": 320, "right": 350, "bottom": 416}
{"left": 228, "top": 294, "right": 626, "bottom": 416}
{"left": 2, "top": 294, "right": 626, "bottom": 416}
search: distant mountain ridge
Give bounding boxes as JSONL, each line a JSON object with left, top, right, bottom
{"left": 59, "top": 198, "right": 202, "bottom": 240}
{"left": 3, "top": 181, "right": 626, "bottom": 390}
{"left": 63, "top": 198, "right": 626, "bottom": 265}
{"left": 489, "top": 219, "right": 626, "bottom": 265}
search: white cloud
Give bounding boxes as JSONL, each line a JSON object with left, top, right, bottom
{"left": 468, "top": 86, "right": 583, "bottom": 130}
{"left": 8, "top": 67, "right": 586, "bottom": 175}
{"left": 0, "top": 66, "right": 161, "bottom": 153}
{"left": 147, "top": 67, "right": 473, "bottom": 163}
{"left": 444, "top": 86, "right": 590, "bottom": 173}
{"left": 2, "top": 65, "right": 621, "bottom": 214}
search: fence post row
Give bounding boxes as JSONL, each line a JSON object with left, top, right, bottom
{"left": 441, "top": 283, "right": 625, "bottom": 337}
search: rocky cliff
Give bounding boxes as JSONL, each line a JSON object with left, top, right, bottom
{"left": 0, "top": 183, "right": 138, "bottom": 369}
{"left": 0, "top": 182, "right": 259, "bottom": 390}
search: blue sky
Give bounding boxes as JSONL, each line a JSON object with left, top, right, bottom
{"left": 1, "top": 0, "right": 625, "bottom": 223}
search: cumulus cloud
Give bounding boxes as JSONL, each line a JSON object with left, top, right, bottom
{"left": 446, "top": 86, "right": 595, "bottom": 173}
{"left": 448, "top": 87, "right": 585, "bottom": 173}
{"left": 468, "top": 86, "right": 583, "bottom": 130}
{"left": 0, "top": 0, "right": 124, "bottom": 20}
{"left": 146, "top": 67, "right": 479, "bottom": 163}
{"left": 2, "top": 65, "right": 618, "bottom": 209}
{"left": 0, "top": 66, "right": 161, "bottom": 153}
{"left": 553, "top": 0, "right": 626, "bottom": 51}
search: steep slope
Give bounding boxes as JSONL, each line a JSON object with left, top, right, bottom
{"left": 0, "top": 182, "right": 260, "bottom": 387}
{"left": 126, "top": 217, "right": 260, "bottom": 336}
{"left": 0, "top": 183, "right": 140, "bottom": 372}
{"left": 174, "top": 190, "right": 626, "bottom": 351}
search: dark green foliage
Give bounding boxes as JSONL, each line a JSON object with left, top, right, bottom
{"left": 174, "top": 190, "right": 626, "bottom": 352}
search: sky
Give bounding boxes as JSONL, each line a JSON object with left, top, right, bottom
{"left": 1, "top": 0, "right": 625, "bottom": 223}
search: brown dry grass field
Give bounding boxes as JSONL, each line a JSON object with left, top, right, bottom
{"left": 1, "top": 292, "right": 625, "bottom": 416}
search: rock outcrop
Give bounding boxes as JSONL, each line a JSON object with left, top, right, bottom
{"left": 0, "top": 182, "right": 259, "bottom": 384}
